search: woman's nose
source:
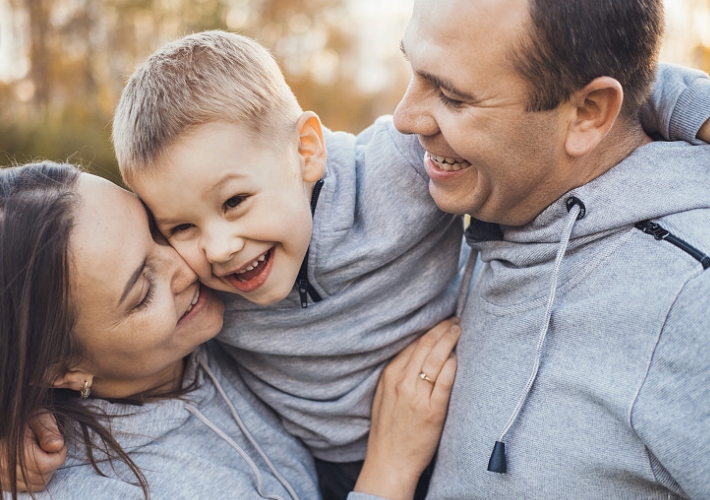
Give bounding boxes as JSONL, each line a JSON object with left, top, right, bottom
{"left": 162, "top": 244, "right": 198, "bottom": 295}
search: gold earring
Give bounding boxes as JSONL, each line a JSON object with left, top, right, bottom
{"left": 80, "top": 380, "right": 91, "bottom": 399}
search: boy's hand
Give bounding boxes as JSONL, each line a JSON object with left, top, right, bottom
{"left": 354, "top": 318, "right": 461, "bottom": 500}
{"left": 698, "top": 118, "right": 710, "bottom": 144}
{"left": 1, "top": 412, "right": 66, "bottom": 492}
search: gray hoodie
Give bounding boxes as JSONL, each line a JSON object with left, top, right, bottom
{"left": 14, "top": 343, "right": 321, "bottom": 500}
{"left": 428, "top": 71, "right": 710, "bottom": 498}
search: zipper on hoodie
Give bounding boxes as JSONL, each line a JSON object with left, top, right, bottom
{"left": 635, "top": 220, "right": 710, "bottom": 269}
{"left": 297, "top": 179, "right": 324, "bottom": 308}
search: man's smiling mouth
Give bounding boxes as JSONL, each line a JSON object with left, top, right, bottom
{"left": 427, "top": 151, "right": 472, "bottom": 172}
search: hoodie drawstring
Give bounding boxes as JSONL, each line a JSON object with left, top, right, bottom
{"left": 488, "top": 197, "right": 586, "bottom": 474}
{"left": 185, "top": 359, "right": 301, "bottom": 500}
{"left": 456, "top": 248, "right": 479, "bottom": 318}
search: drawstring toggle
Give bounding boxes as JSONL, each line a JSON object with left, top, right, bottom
{"left": 487, "top": 441, "right": 507, "bottom": 473}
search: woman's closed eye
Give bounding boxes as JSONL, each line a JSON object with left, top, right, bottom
{"left": 132, "top": 273, "right": 156, "bottom": 313}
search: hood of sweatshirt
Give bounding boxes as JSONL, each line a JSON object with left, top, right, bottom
{"left": 461, "top": 140, "right": 710, "bottom": 473}
{"left": 467, "top": 141, "right": 710, "bottom": 301}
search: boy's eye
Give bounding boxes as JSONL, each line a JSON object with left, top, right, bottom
{"left": 225, "top": 195, "right": 247, "bottom": 210}
{"left": 170, "top": 223, "right": 194, "bottom": 235}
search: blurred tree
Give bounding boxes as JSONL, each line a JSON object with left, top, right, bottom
{"left": 0, "top": 0, "right": 404, "bottom": 181}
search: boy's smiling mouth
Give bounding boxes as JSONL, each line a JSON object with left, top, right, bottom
{"left": 223, "top": 248, "right": 274, "bottom": 293}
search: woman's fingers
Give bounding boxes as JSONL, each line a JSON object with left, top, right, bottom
{"left": 417, "top": 321, "right": 461, "bottom": 389}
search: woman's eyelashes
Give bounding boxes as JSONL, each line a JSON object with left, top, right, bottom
{"left": 132, "top": 272, "right": 156, "bottom": 313}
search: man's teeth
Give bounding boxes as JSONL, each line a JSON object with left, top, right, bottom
{"left": 236, "top": 254, "right": 267, "bottom": 274}
{"left": 429, "top": 153, "right": 471, "bottom": 172}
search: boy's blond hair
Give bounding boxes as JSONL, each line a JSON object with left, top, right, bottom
{"left": 112, "top": 30, "right": 302, "bottom": 184}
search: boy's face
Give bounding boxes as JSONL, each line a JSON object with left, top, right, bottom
{"left": 131, "top": 119, "right": 325, "bottom": 305}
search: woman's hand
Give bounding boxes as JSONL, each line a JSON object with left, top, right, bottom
{"left": 0, "top": 412, "right": 66, "bottom": 492}
{"left": 354, "top": 318, "right": 461, "bottom": 500}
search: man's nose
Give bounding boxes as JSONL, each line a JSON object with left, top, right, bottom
{"left": 393, "top": 78, "right": 439, "bottom": 137}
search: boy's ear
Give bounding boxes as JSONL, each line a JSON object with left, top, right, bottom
{"left": 563, "top": 76, "right": 624, "bottom": 157}
{"left": 295, "top": 111, "right": 327, "bottom": 183}
{"left": 51, "top": 367, "right": 93, "bottom": 393}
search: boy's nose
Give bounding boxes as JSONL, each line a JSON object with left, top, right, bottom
{"left": 202, "top": 232, "right": 245, "bottom": 264}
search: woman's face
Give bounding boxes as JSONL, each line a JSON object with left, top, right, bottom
{"left": 65, "top": 174, "right": 224, "bottom": 398}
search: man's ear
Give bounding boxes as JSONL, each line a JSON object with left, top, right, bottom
{"left": 564, "top": 77, "right": 624, "bottom": 157}
{"left": 295, "top": 111, "right": 327, "bottom": 183}
{"left": 52, "top": 368, "right": 93, "bottom": 393}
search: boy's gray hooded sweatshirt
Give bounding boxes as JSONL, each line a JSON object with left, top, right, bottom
{"left": 15, "top": 344, "right": 321, "bottom": 500}
{"left": 218, "top": 65, "right": 710, "bottom": 464}
{"left": 428, "top": 70, "right": 710, "bottom": 498}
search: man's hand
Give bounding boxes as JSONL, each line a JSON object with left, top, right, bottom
{"left": 698, "top": 118, "right": 710, "bottom": 144}
{"left": 1, "top": 412, "right": 66, "bottom": 492}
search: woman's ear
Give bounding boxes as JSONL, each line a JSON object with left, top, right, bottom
{"left": 564, "top": 76, "right": 624, "bottom": 157}
{"left": 52, "top": 368, "right": 93, "bottom": 394}
{"left": 295, "top": 111, "right": 327, "bottom": 183}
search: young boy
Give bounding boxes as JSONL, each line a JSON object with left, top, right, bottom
{"left": 109, "top": 31, "right": 710, "bottom": 497}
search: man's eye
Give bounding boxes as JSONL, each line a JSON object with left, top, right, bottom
{"left": 225, "top": 195, "right": 247, "bottom": 210}
{"left": 170, "top": 223, "right": 194, "bottom": 235}
{"left": 438, "top": 90, "right": 464, "bottom": 108}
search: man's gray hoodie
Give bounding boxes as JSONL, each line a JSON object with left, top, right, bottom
{"left": 428, "top": 70, "right": 710, "bottom": 498}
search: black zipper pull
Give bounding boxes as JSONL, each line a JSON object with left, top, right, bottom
{"left": 297, "top": 277, "right": 309, "bottom": 308}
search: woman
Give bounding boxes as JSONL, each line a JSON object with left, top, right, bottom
{"left": 0, "top": 162, "right": 458, "bottom": 500}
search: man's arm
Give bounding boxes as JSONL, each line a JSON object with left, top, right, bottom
{"left": 697, "top": 117, "right": 710, "bottom": 143}
{"left": 632, "top": 269, "right": 710, "bottom": 499}
{"left": 640, "top": 63, "right": 710, "bottom": 144}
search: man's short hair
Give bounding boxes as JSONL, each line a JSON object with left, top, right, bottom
{"left": 112, "top": 30, "right": 302, "bottom": 183}
{"left": 512, "top": 0, "right": 664, "bottom": 116}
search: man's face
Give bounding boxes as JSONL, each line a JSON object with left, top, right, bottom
{"left": 131, "top": 121, "right": 316, "bottom": 306}
{"left": 394, "top": 0, "right": 570, "bottom": 226}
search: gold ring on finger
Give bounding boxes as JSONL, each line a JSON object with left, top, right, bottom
{"left": 419, "top": 371, "right": 435, "bottom": 384}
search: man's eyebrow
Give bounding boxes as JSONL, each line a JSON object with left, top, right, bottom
{"left": 120, "top": 258, "right": 146, "bottom": 305}
{"left": 399, "top": 40, "right": 476, "bottom": 102}
{"left": 418, "top": 70, "right": 477, "bottom": 102}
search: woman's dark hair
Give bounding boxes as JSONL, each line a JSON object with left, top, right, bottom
{"left": 0, "top": 162, "right": 148, "bottom": 498}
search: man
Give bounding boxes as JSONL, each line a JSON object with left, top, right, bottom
{"left": 394, "top": 0, "right": 710, "bottom": 498}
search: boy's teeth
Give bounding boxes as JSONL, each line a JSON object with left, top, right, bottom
{"left": 236, "top": 252, "right": 269, "bottom": 275}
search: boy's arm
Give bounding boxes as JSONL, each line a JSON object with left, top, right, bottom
{"left": 1, "top": 412, "right": 65, "bottom": 493}
{"left": 640, "top": 63, "right": 710, "bottom": 144}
